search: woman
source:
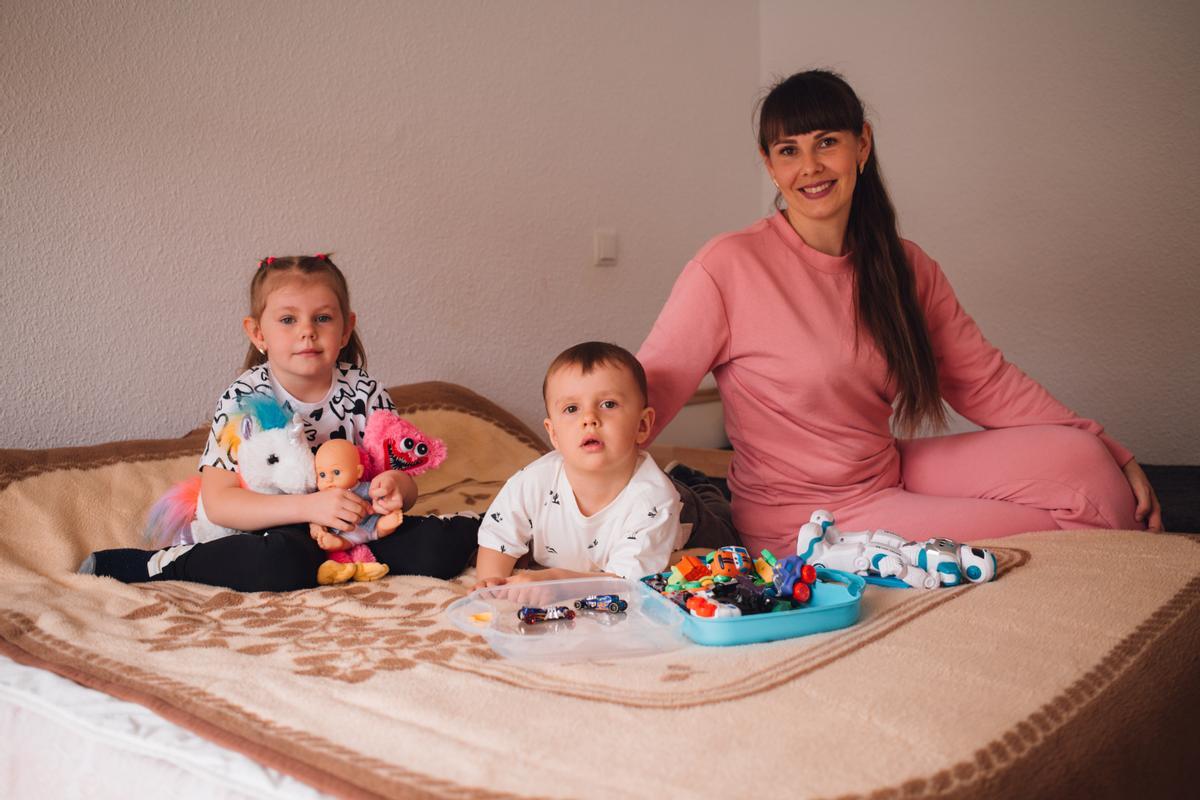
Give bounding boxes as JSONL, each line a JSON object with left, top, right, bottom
{"left": 638, "top": 70, "right": 1162, "bottom": 556}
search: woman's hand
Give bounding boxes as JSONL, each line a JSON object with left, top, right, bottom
{"left": 303, "top": 487, "right": 368, "bottom": 532}
{"left": 1122, "top": 459, "right": 1164, "bottom": 532}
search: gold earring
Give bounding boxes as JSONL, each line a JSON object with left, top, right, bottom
{"left": 257, "top": 346, "right": 266, "bottom": 355}
{"left": 858, "top": 162, "right": 865, "bottom": 175}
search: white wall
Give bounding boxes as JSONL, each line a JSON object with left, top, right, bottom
{"left": 1, "top": 0, "right": 760, "bottom": 449}
{"left": 760, "top": 0, "right": 1200, "bottom": 463}
{"left": 4, "top": 1, "right": 1197, "bottom": 464}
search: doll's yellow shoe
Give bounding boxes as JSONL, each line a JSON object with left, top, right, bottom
{"left": 353, "top": 562, "right": 389, "bottom": 582}
{"left": 318, "top": 560, "right": 356, "bottom": 585}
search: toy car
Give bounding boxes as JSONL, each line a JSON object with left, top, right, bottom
{"left": 516, "top": 605, "right": 577, "bottom": 625}
{"left": 711, "top": 577, "right": 777, "bottom": 614}
{"left": 573, "top": 594, "right": 628, "bottom": 613}
{"left": 773, "top": 555, "right": 818, "bottom": 603}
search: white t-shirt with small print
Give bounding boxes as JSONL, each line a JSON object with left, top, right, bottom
{"left": 477, "top": 450, "right": 687, "bottom": 580}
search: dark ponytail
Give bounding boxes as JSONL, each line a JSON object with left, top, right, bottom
{"left": 759, "top": 70, "right": 946, "bottom": 435}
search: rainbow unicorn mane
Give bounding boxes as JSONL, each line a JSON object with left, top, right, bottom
{"left": 239, "top": 393, "right": 291, "bottom": 431}
{"left": 143, "top": 394, "right": 303, "bottom": 548}
{"left": 215, "top": 393, "right": 293, "bottom": 463}
{"left": 143, "top": 475, "right": 202, "bottom": 548}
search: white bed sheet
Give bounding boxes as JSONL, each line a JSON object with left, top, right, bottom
{"left": 0, "top": 654, "right": 328, "bottom": 799}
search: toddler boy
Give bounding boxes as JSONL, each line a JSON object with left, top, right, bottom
{"left": 475, "top": 341, "right": 738, "bottom": 588}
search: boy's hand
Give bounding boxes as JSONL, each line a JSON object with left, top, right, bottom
{"left": 470, "top": 574, "right": 555, "bottom": 608}
{"left": 472, "top": 575, "right": 510, "bottom": 591}
{"left": 510, "top": 568, "right": 600, "bottom": 583}
{"left": 474, "top": 546, "right": 519, "bottom": 591}
{"left": 475, "top": 568, "right": 593, "bottom": 592}
{"left": 304, "top": 487, "right": 367, "bottom": 532}
{"left": 369, "top": 470, "right": 416, "bottom": 515}
{"left": 507, "top": 569, "right": 556, "bottom": 584}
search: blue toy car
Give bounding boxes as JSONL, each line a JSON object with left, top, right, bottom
{"left": 517, "top": 605, "right": 576, "bottom": 625}
{"left": 773, "top": 555, "right": 818, "bottom": 603}
{"left": 573, "top": 594, "right": 628, "bottom": 613}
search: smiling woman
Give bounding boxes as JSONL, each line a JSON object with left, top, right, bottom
{"left": 637, "top": 69, "right": 1163, "bottom": 556}
{"left": 760, "top": 126, "right": 869, "bottom": 255}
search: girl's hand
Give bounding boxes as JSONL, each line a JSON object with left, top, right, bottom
{"left": 304, "top": 487, "right": 368, "bottom": 532}
{"left": 1122, "top": 459, "right": 1164, "bottom": 532}
{"left": 369, "top": 470, "right": 416, "bottom": 515}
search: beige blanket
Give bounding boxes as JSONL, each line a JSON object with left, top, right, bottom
{"left": 2, "top": 382, "right": 1197, "bottom": 798}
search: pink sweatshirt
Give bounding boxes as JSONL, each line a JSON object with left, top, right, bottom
{"left": 638, "top": 212, "right": 1132, "bottom": 548}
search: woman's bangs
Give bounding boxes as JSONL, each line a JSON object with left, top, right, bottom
{"left": 760, "top": 78, "right": 862, "bottom": 148}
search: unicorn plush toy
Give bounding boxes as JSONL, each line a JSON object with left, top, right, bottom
{"left": 145, "top": 395, "right": 316, "bottom": 548}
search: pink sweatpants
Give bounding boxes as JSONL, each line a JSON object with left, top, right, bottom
{"left": 830, "top": 425, "right": 1140, "bottom": 542}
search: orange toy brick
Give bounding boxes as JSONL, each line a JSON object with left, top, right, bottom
{"left": 675, "top": 555, "right": 710, "bottom": 582}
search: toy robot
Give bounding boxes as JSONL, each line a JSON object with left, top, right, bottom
{"left": 796, "top": 510, "right": 997, "bottom": 589}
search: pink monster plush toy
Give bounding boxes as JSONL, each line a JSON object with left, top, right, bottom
{"left": 362, "top": 411, "right": 447, "bottom": 480}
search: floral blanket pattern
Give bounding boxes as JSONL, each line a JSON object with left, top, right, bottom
{"left": 1, "top": 382, "right": 1197, "bottom": 799}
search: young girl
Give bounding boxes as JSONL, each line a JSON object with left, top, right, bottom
{"left": 83, "top": 254, "right": 479, "bottom": 590}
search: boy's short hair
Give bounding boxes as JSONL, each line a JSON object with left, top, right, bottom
{"left": 542, "top": 342, "right": 648, "bottom": 408}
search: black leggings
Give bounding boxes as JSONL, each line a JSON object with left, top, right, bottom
{"left": 156, "top": 514, "right": 479, "bottom": 592}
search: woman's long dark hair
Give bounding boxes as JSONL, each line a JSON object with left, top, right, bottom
{"left": 759, "top": 70, "right": 946, "bottom": 435}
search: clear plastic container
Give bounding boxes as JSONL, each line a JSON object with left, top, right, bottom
{"left": 446, "top": 576, "right": 688, "bottom": 662}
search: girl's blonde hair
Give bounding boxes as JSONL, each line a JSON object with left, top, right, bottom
{"left": 241, "top": 254, "right": 367, "bottom": 372}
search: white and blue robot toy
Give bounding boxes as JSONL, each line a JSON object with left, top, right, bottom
{"left": 796, "top": 510, "right": 997, "bottom": 589}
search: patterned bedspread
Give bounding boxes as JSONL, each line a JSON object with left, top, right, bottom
{"left": 1, "top": 381, "right": 1197, "bottom": 799}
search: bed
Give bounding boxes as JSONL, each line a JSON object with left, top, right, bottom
{"left": 2, "top": 381, "right": 1197, "bottom": 799}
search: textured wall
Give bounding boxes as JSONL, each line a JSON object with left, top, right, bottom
{"left": 1, "top": 0, "right": 760, "bottom": 449}
{"left": 6, "top": 1, "right": 1197, "bottom": 464}
{"left": 760, "top": 0, "right": 1200, "bottom": 463}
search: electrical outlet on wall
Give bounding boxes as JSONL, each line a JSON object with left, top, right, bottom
{"left": 593, "top": 229, "right": 618, "bottom": 267}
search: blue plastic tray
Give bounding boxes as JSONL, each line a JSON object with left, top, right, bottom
{"left": 640, "top": 568, "right": 865, "bottom": 647}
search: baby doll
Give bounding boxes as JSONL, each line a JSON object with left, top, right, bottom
{"left": 312, "top": 439, "right": 403, "bottom": 584}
